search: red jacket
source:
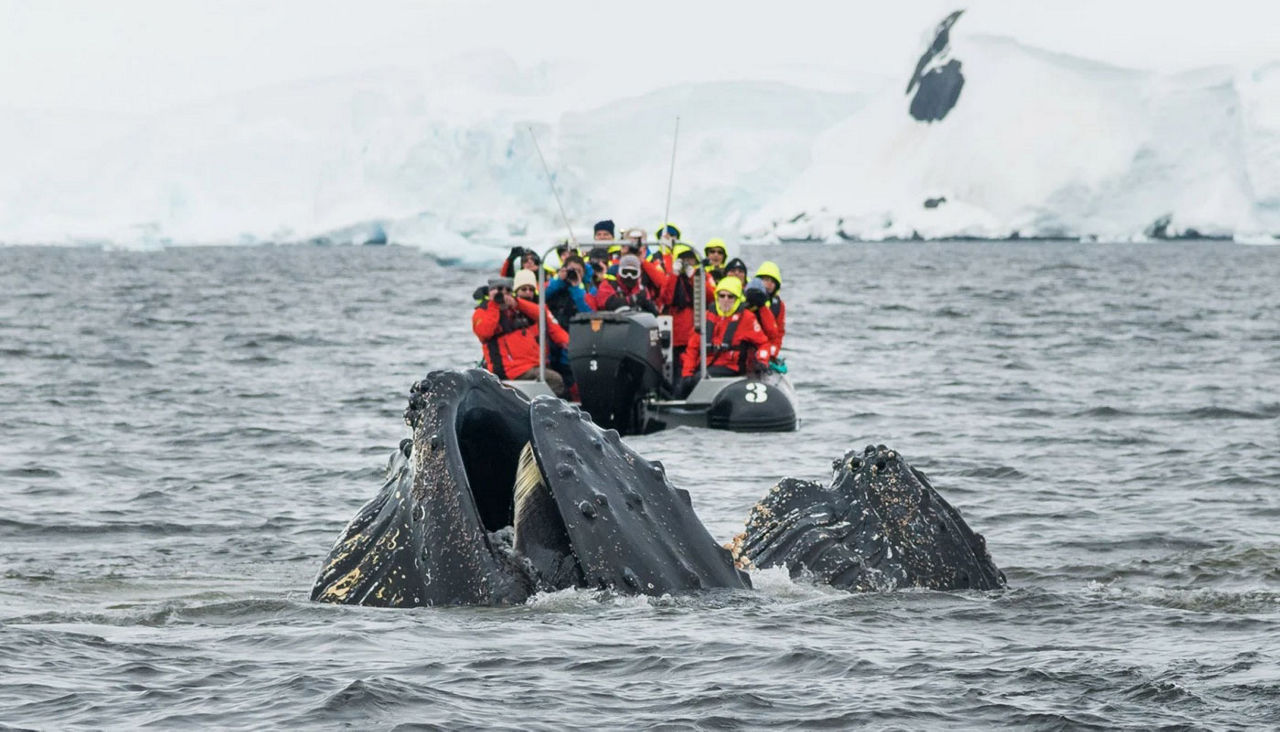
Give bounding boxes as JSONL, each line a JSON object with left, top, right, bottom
{"left": 595, "top": 262, "right": 664, "bottom": 314}
{"left": 681, "top": 306, "right": 772, "bottom": 378}
{"left": 472, "top": 297, "right": 569, "bottom": 379}
{"left": 755, "top": 299, "right": 783, "bottom": 357}
{"left": 764, "top": 296, "right": 786, "bottom": 350}
{"left": 658, "top": 270, "right": 716, "bottom": 348}
{"left": 639, "top": 258, "right": 668, "bottom": 302}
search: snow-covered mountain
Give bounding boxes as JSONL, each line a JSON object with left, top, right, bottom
{"left": 3, "top": 8, "right": 1277, "bottom": 256}
{"left": 756, "top": 11, "right": 1280, "bottom": 242}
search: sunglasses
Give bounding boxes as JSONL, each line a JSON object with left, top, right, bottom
{"left": 716, "top": 292, "right": 737, "bottom": 299}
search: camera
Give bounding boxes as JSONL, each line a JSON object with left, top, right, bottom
{"left": 493, "top": 290, "right": 506, "bottom": 305}
{"left": 566, "top": 268, "right": 580, "bottom": 284}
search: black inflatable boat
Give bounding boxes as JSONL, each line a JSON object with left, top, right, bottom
{"left": 562, "top": 309, "right": 797, "bottom": 435}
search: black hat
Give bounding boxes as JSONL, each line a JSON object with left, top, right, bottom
{"left": 726, "top": 257, "right": 748, "bottom": 272}
{"left": 587, "top": 246, "right": 610, "bottom": 261}
{"left": 594, "top": 219, "right": 615, "bottom": 235}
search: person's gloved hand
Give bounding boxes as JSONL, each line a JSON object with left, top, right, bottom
{"left": 745, "top": 285, "right": 767, "bottom": 309}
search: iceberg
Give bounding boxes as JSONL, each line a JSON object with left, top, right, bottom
{"left": 752, "top": 12, "right": 1280, "bottom": 243}
{"left": 2, "top": 8, "right": 1277, "bottom": 253}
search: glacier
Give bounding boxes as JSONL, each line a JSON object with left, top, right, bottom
{"left": 757, "top": 12, "right": 1280, "bottom": 243}
{"left": 2, "top": 7, "right": 1277, "bottom": 256}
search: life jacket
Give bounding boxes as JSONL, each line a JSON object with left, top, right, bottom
{"left": 706, "top": 312, "right": 749, "bottom": 372}
{"left": 478, "top": 304, "right": 533, "bottom": 379}
{"left": 668, "top": 273, "right": 694, "bottom": 310}
{"left": 683, "top": 307, "right": 767, "bottom": 377}
{"left": 602, "top": 279, "right": 658, "bottom": 315}
{"left": 658, "top": 266, "right": 714, "bottom": 348}
{"left": 639, "top": 268, "right": 663, "bottom": 303}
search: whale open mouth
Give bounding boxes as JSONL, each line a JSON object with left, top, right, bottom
{"left": 449, "top": 388, "right": 582, "bottom": 591}
{"left": 312, "top": 369, "right": 749, "bottom": 607}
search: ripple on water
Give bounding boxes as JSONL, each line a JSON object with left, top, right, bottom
{"left": 0, "top": 242, "right": 1277, "bottom": 728}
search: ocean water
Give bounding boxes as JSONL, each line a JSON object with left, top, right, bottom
{"left": 1, "top": 241, "right": 1277, "bottom": 729}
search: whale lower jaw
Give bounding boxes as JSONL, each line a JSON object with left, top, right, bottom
{"left": 510, "top": 442, "right": 582, "bottom": 591}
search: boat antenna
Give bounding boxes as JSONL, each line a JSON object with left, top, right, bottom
{"left": 528, "top": 126, "right": 575, "bottom": 390}
{"left": 528, "top": 126, "right": 577, "bottom": 246}
{"left": 697, "top": 256, "right": 707, "bottom": 382}
{"left": 537, "top": 256, "right": 547, "bottom": 385}
{"left": 660, "top": 116, "right": 680, "bottom": 250}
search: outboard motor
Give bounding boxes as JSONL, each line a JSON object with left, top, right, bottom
{"left": 706, "top": 378, "right": 798, "bottom": 432}
{"left": 569, "top": 311, "right": 667, "bottom": 433}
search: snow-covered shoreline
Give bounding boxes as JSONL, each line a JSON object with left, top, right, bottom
{"left": 4, "top": 8, "right": 1278, "bottom": 254}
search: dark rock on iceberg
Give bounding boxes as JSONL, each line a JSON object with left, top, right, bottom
{"left": 906, "top": 10, "right": 966, "bottom": 123}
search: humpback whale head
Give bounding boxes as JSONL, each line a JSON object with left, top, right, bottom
{"left": 734, "top": 444, "right": 1005, "bottom": 591}
{"left": 312, "top": 369, "right": 749, "bottom": 607}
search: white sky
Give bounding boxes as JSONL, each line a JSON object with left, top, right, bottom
{"left": 2, "top": 0, "right": 1278, "bottom": 114}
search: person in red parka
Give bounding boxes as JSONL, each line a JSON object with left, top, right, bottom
{"left": 593, "top": 254, "right": 664, "bottom": 315}
{"left": 658, "top": 243, "right": 715, "bottom": 373}
{"left": 680, "top": 277, "right": 772, "bottom": 396}
{"left": 753, "top": 260, "right": 786, "bottom": 351}
{"left": 499, "top": 247, "right": 543, "bottom": 278}
{"left": 472, "top": 276, "right": 569, "bottom": 397}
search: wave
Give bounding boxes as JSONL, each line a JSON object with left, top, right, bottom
{"left": 5, "top": 598, "right": 305, "bottom": 628}
{"left": 0, "top": 517, "right": 241, "bottom": 538}
{"left": 1072, "top": 405, "right": 1279, "bottom": 420}
{"left": 1182, "top": 406, "right": 1279, "bottom": 420}
{"left": 1088, "top": 584, "right": 1280, "bottom": 617}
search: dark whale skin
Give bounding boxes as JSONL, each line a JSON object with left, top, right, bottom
{"left": 312, "top": 369, "right": 748, "bottom": 607}
{"left": 529, "top": 397, "right": 750, "bottom": 594}
{"left": 734, "top": 444, "right": 1006, "bottom": 592}
{"left": 311, "top": 370, "right": 535, "bottom": 606}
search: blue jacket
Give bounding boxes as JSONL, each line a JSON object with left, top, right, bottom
{"left": 544, "top": 272, "right": 593, "bottom": 315}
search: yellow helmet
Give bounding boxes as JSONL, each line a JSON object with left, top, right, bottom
{"left": 715, "top": 276, "right": 743, "bottom": 297}
{"left": 655, "top": 223, "right": 681, "bottom": 241}
{"left": 713, "top": 276, "right": 744, "bottom": 315}
{"left": 672, "top": 243, "right": 695, "bottom": 261}
{"left": 704, "top": 237, "right": 729, "bottom": 258}
{"left": 755, "top": 261, "right": 782, "bottom": 290}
